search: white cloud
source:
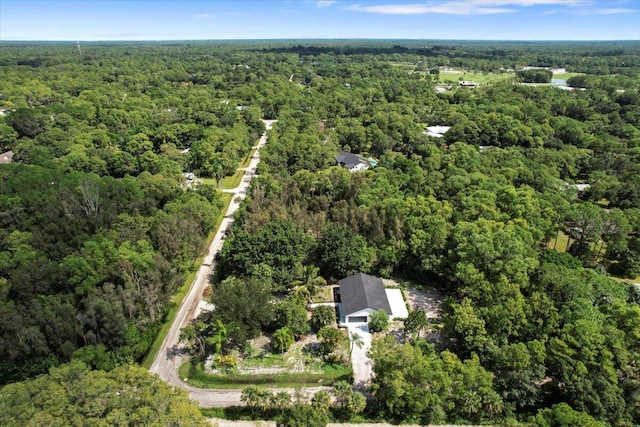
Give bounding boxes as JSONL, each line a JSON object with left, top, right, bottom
{"left": 592, "top": 7, "right": 636, "bottom": 14}
{"left": 470, "top": 0, "right": 585, "bottom": 5}
{"left": 346, "top": 2, "right": 513, "bottom": 15}
{"left": 316, "top": 0, "right": 337, "bottom": 7}
{"left": 346, "top": 0, "right": 588, "bottom": 15}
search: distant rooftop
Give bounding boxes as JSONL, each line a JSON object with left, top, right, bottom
{"left": 0, "top": 150, "right": 14, "bottom": 164}
{"left": 336, "top": 151, "right": 369, "bottom": 172}
{"left": 424, "top": 126, "right": 451, "bottom": 138}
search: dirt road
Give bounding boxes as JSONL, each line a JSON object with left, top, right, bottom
{"left": 149, "top": 120, "right": 277, "bottom": 407}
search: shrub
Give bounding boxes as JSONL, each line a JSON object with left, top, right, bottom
{"left": 368, "top": 310, "right": 389, "bottom": 332}
{"left": 311, "top": 305, "right": 336, "bottom": 330}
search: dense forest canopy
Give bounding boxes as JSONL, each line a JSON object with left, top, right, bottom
{"left": 1, "top": 40, "right": 640, "bottom": 426}
{"left": 0, "top": 361, "right": 208, "bottom": 426}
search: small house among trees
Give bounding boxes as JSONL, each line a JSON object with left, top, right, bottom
{"left": 336, "top": 151, "right": 369, "bottom": 172}
{"left": 338, "top": 273, "right": 392, "bottom": 323}
{"left": 424, "top": 126, "right": 451, "bottom": 138}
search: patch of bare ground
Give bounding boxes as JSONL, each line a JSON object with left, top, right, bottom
{"left": 405, "top": 285, "right": 448, "bottom": 345}
{"left": 404, "top": 286, "right": 445, "bottom": 319}
{"left": 314, "top": 284, "right": 337, "bottom": 303}
{"left": 382, "top": 279, "right": 446, "bottom": 345}
{"left": 203, "top": 285, "right": 213, "bottom": 300}
{"left": 249, "top": 335, "right": 270, "bottom": 355}
{"left": 207, "top": 334, "right": 325, "bottom": 375}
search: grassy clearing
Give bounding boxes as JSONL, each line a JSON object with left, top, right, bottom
{"left": 438, "top": 71, "right": 513, "bottom": 84}
{"left": 220, "top": 148, "right": 256, "bottom": 190}
{"left": 388, "top": 61, "right": 416, "bottom": 71}
{"left": 179, "top": 332, "right": 352, "bottom": 389}
{"left": 200, "top": 173, "right": 244, "bottom": 190}
{"left": 221, "top": 146, "right": 256, "bottom": 189}
{"left": 548, "top": 230, "right": 570, "bottom": 253}
{"left": 200, "top": 407, "right": 252, "bottom": 419}
{"left": 546, "top": 231, "right": 640, "bottom": 285}
{"left": 179, "top": 361, "right": 351, "bottom": 389}
{"left": 200, "top": 177, "right": 218, "bottom": 188}
{"left": 221, "top": 170, "right": 244, "bottom": 189}
{"left": 192, "top": 142, "right": 257, "bottom": 191}
{"left": 553, "top": 72, "right": 582, "bottom": 80}
{"left": 547, "top": 230, "right": 606, "bottom": 255}
{"left": 610, "top": 274, "right": 640, "bottom": 284}
{"left": 141, "top": 191, "right": 233, "bottom": 369}
{"left": 241, "top": 148, "right": 256, "bottom": 168}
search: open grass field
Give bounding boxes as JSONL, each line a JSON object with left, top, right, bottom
{"left": 391, "top": 62, "right": 584, "bottom": 87}
{"left": 552, "top": 72, "right": 582, "bottom": 80}
{"left": 438, "top": 71, "right": 513, "bottom": 84}
{"left": 547, "top": 230, "right": 640, "bottom": 284}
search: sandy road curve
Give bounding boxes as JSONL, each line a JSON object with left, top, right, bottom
{"left": 149, "top": 120, "right": 278, "bottom": 407}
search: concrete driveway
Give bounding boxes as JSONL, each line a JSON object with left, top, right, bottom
{"left": 385, "top": 289, "right": 408, "bottom": 319}
{"left": 346, "top": 322, "right": 373, "bottom": 389}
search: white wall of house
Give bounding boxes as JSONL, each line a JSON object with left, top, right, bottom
{"left": 349, "top": 163, "right": 369, "bottom": 172}
{"left": 345, "top": 308, "right": 375, "bottom": 323}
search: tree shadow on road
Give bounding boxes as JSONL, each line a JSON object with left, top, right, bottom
{"left": 165, "top": 344, "right": 188, "bottom": 361}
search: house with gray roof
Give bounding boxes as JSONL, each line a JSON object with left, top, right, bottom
{"left": 338, "top": 273, "right": 392, "bottom": 323}
{"left": 336, "top": 151, "right": 369, "bottom": 172}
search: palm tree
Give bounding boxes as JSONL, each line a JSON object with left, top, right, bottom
{"left": 207, "top": 319, "right": 228, "bottom": 357}
{"left": 273, "top": 327, "right": 294, "bottom": 359}
{"left": 290, "top": 265, "right": 326, "bottom": 304}
{"left": 311, "top": 390, "right": 332, "bottom": 414}
{"left": 241, "top": 385, "right": 260, "bottom": 417}
{"left": 270, "top": 391, "right": 292, "bottom": 417}
{"left": 333, "top": 380, "right": 352, "bottom": 410}
{"left": 347, "top": 332, "right": 364, "bottom": 366}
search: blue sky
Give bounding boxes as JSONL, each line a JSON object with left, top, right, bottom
{"left": 1, "top": 0, "right": 638, "bottom": 41}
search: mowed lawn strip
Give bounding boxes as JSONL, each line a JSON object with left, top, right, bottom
{"left": 179, "top": 361, "right": 352, "bottom": 389}
{"left": 220, "top": 149, "right": 256, "bottom": 189}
